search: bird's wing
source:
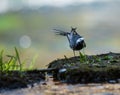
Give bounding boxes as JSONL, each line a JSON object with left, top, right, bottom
{"left": 53, "top": 29, "right": 70, "bottom": 36}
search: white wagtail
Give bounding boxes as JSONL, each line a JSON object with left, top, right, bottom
{"left": 53, "top": 27, "right": 86, "bottom": 56}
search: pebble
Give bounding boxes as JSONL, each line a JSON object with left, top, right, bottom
{"left": 108, "top": 80, "right": 117, "bottom": 84}
{"left": 59, "top": 68, "right": 67, "bottom": 73}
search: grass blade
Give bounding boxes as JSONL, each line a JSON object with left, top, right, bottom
{"left": 0, "top": 50, "right": 4, "bottom": 71}
{"left": 15, "top": 47, "right": 22, "bottom": 71}
{"left": 29, "top": 55, "right": 38, "bottom": 70}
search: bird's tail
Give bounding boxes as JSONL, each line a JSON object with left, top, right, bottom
{"left": 53, "top": 29, "right": 69, "bottom": 36}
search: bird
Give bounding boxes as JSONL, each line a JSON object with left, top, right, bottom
{"left": 53, "top": 27, "right": 86, "bottom": 56}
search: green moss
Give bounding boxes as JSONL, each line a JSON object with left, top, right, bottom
{"left": 48, "top": 52, "right": 120, "bottom": 83}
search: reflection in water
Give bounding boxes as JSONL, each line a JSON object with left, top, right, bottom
{"left": 0, "top": 1, "right": 120, "bottom": 68}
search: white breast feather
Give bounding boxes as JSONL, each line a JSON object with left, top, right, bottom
{"left": 76, "top": 38, "right": 84, "bottom": 43}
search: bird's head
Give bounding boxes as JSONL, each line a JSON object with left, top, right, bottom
{"left": 71, "top": 27, "right": 77, "bottom": 32}
{"left": 71, "top": 27, "right": 78, "bottom": 35}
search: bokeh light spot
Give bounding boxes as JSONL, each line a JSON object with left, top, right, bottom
{"left": 19, "top": 35, "right": 31, "bottom": 48}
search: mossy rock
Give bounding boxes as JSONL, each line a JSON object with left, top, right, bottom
{"left": 0, "top": 70, "right": 45, "bottom": 90}
{"left": 48, "top": 52, "right": 120, "bottom": 83}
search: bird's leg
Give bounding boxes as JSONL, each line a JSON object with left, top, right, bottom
{"left": 83, "top": 48, "right": 85, "bottom": 55}
{"left": 73, "top": 50, "right": 75, "bottom": 57}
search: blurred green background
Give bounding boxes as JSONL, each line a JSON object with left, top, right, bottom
{"left": 0, "top": 0, "right": 120, "bottom": 68}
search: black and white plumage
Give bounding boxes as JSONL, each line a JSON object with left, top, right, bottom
{"left": 54, "top": 27, "right": 86, "bottom": 56}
